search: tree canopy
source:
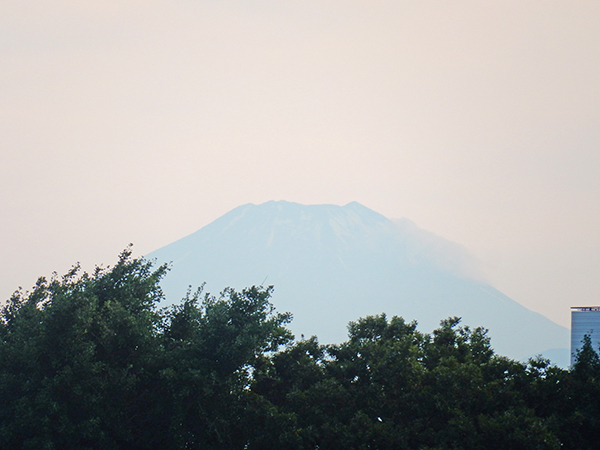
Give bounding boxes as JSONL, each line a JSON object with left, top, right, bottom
{"left": 0, "top": 250, "right": 598, "bottom": 449}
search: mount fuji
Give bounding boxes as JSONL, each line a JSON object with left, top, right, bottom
{"left": 147, "top": 201, "right": 569, "bottom": 365}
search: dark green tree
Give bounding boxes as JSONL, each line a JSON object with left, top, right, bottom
{"left": 0, "top": 249, "right": 292, "bottom": 450}
{"left": 0, "top": 248, "right": 168, "bottom": 449}
{"left": 554, "top": 334, "right": 600, "bottom": 449}
{"left": 572, "top": 334, "right": 600, "bottom": 380}
{"left": 252, "top": 315, "right": 563, "bottom": 450}
{"left": 3, "top": 248, "right": 597, "bottom": 450}
{"left": 157, "top": 284, "right": 293, "bottom": 449}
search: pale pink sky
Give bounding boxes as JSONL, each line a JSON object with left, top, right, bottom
{"left": 1, "top": 1, "right": 599, "bottom": 328}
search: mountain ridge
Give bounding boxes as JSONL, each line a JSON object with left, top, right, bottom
{"left": 147, "top": 200, "right": 569, "bottom": 366}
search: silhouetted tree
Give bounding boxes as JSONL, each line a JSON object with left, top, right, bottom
{"left": 0, "top": 249, "right": 291, "bottom": 450}
{"left": 2, "top": 250, "right": 599, "bottom": 449}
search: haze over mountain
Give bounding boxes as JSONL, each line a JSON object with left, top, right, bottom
{"left": 147, "top": 201, "right": 569, "bottom": 365}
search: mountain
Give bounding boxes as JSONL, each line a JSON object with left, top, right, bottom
{"left": 147, "top": 201, "right": 569, "bottom": 365}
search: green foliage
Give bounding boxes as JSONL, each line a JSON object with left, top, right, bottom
{"left": 0, "top": 249, "right": 291, "bottom": 449}
{"left": 572, "top": 334, "right": 600, "bottom": 380}
{"left": 553, "top": 334, "right": 600, "bottom": 449}
{"left": 156, "top": 285, "right": 293, "bottom": 449}
{"left": 1, "top": 250, "right": 598, "bottom": 449}
{"left": 0, "top": 248, "right": 167, "bottom": 449}
{"left": 254, "top": 314, "right": 565, "bottom": 450}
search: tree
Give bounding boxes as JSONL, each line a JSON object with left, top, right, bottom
{"left": 252, "top": 314, "right": 562, "bottom": 450}
{"left": 0, "top": 249, "right": 292, "bottom": 450}
{"left": 0, "top": 247, "right": 168, "bottom": 449}
{"left": 553, "top": 334, "right": 600, "bottom": 449}
{"left": 572, "top": 334, "right": 600, "bottom": 380}
{"left": 157, "top": 284, "right": 293, "bottom": 449}
{"left": 2, "top": 248, "right": 595, "bottom": 449}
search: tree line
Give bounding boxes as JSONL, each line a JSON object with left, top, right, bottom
{"left": 0, "top": 250, "right": 598, "bottom": 449}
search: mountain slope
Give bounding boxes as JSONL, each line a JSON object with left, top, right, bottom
{"left": 147, "top": 201, "right": 569, "bottom": 364}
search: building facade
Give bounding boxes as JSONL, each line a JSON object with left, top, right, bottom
{"left": 571, "top": 306, "right": 600, "bottom": 366}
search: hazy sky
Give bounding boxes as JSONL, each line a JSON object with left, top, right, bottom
{"left": 1, "top": 1, "right": 599, "bottom": 328}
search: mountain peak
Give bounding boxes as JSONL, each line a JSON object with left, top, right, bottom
{"left": 147, "top": 201, "right": 569, "bottom": 365}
